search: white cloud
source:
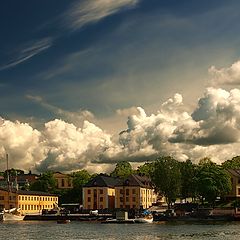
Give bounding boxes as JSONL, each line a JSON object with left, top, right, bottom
{"left": 0, "top": 38, "right": 52, "bottom": 71}
{"left": 35, "top": 119, "right": 113, "bottom": 172}
{"left": 3, "top": 86, "right": 240, "bottom": 172}
{"left": 64, "top": 0, "right": 139, "bottom": 31}
{"left": 0, "top": 119, "right": 47, "bottom": 171}
{"left": 209, "top": 60, "right": 240, "bottom": 85}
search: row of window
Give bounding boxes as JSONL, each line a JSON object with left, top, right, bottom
{"left": 119, "top": 189, "right": 136, "bottom": 195}
{"left": 19, "top": 204, "right": 53, "bottom": 211}
{"left": 0, "top": 196, "right": 16, "bottom": 200}
{"left": 19, "top": 196, "right": 57, "bottom": 202}
{"left": 87, "top": 197, "right": 104, "bottom": 202}
{"left": 87, "top": 189, "right": 104, "bottom": 194}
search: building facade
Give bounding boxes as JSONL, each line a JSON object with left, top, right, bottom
{"left": 53, "top": 172, "right": 73, "bottom": 189}
{"left": 82, "top": 175, "right": 119, "bottom": 210}
{"left": 115, "top": 175, "right": 157, "bottom": 209}
{"left": 0, "top": 188, "right": 58, "bottom": 215}
{"left": 83, "top": 174, "right": 157, "bottom": 210}
{"left": 227, "top": 169, "right": 240, "bottom": 198}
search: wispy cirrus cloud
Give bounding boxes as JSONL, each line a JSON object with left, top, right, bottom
{"left": 0, "top": 38, "right": 53, "bottom": 71}
{"left": 64, "top": 0, "right": 140, "bottom": 31}
{"left": 26, "top": 94, "right": 94, "bottom": 126}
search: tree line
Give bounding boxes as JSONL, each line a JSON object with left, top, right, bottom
{"left": 2, "top": 156, "right": 240, "bottom": 206}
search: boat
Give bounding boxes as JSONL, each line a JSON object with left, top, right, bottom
{"left": 3, "top": 208, "right": 24, "bottom": 221}
{"left": 57, "top": 219, "right": 70, "bottom": 224}
{"left": 134, "top": 215, "right": 153, "bottom": 223}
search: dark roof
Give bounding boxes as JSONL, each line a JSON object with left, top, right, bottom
{"left": 116, "top": 174, "right": 152, "bottom": 188}
{"left": 0, "top": 187, "right": 57, "bottom": 196}
{"left": 227, "top": 169, "right": 240, "bottom": 177}
{"left": 84, "top": 175, "right": 121, "bottom": 188}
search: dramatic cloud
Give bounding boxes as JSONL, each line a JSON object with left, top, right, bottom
{"left": 3, "top": 87, "right": 240, "bottom": 173}
{"left": 35, "top": 119, "right": 113, "bottom": 172}
{"left": 209, "top": 60, "right": 240, "bottom": 85}
{"left": 64, "top": 0, "right": 139, "bottom": 31}
{"left": 0, "top": 119, "right": 47, "bottom": 170}
{"left": 0, "top": 38, "right": 52, "bottom": 71}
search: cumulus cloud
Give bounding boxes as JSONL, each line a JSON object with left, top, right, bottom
{"left": 64, "top": 0, "right": 139, "bottom": 31}
{"left": 209, "top": 60, "right": 240, "bottom": 85}
{"left": 3, "top": 86, "right": 240, "bottom": 172}
{"left": 35, "top": 119, "right": 113, "bottom": 172}
{"left": 0, "top": 119, "right": 47, "bottom": 170}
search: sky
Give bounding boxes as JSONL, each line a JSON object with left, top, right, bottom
{"left": 1, "top": 0, "right": 240, "bottom": 173}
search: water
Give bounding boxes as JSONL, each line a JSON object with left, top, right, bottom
{"left": 1, "top": 221, "right": 240, "bottom": 240}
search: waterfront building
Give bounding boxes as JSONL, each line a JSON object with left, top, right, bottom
{"left": 226, "top": 169, "right": 240, "bottom": 198}
{"left": 53, "top": 172, "right": 73, "bottom": 189}
{"left": 82, "top": 174, "right": 119, "bottom": 210}
{"left": 115, "top": 174, "right": 157, "bottom": 209}
{"left": 0, "top": 188, "right": 58, "bottom": 215}
{"left": 83, "top": 174, "right": 157, "bottom": 210}
{"left": 15, "top": 171, "right": 39, "bottom": 188}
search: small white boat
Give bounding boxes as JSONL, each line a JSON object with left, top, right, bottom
{"left": 134, "top": 217, "right": 153, "bottom": 223}
{"left": 134, "top": 214, "right": 153, "bottom": 223}
{"left": 3, "top": 208, "right": 24, "bottom": 221}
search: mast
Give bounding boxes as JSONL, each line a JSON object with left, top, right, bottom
{"left": 6, "top": 153, "right": 10, "bottom": 209}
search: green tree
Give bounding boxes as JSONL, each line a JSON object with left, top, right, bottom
{"left": 179, "top": 159, "right": 198, "bottom": 201}
{"left": 136, "top": 162, "right": 154, "bottom": 177}
{"left": 222, "top": 156, "right": 240, "bottom": 169}
{"left": 58, "top": 170, "right": 92, "bottom": 204}
{"left": 30, "top": 171, "right": 57, "bottom": 193}
{"left": 151, "top": 156, "right": 181, "bottom": 209}
{"left": 110, "top": 161, "right": 133, "bottom": 178}
{"left": 196, "top": 158, "right": 231, "bottom": 206}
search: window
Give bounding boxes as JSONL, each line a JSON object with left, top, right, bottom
{"left": 61, "top": 179, "right": 65, "bottom": 187}
{"left": 132, "top": 189, "right": 136, "bottom": 194}
{"left": 238, "top": 188, "right": 240, "bottom": 195}
{"left": 88, "top": 197, "right": 91, "bottom": 202}
{"left": 132, "top": 197, "right": 136, "bottom": 202}
{"left": 100, "top": 197, "right": 103, "bottom": 202}
{"left": 68, "top": 179, "right": 72, "bottom": 187}
{"left": 88, "top": 189, "right": 91, "bottom": 194}
{"left": 120, "top": 189, "right": 123, "bottom": 194}
{"left": 99, "top": 189, "right": 103, "bottom": 194}
{"left": 120, "top": 197, "right": 123, "bottom": 202}
{"left": 126, "top": 189, "right": 129, "bottom": 195}
{"left": 126, "top": 197, "right": 129, "bottom": 202}
{"left": 0, "top": 196, "right": 4, "bottom": 200}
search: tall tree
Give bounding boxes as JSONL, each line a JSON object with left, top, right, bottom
{"left": 222, "top": 156, "right": 240, "bottom": 169}
{"left": 151, "top": 156, "right": 181, "bottom": 208}
{"left": 30, "top": 171, "right": 57, "bottom": 193}
{"left": 110, "top": 161, "right": 133, "bottom": 178}
{"left": 196, "top": 158, "right": 231, "bottom": 206}
{"left": 136, "top": 162, "right": 154, "bottom": 177}
{"left": 179, "top": 159, "right": 198, "bottom": 201}
{"left": 57, "top": 170, "right": 92, "bottom": 204}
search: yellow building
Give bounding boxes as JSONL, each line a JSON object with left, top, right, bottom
{"left": 226, "top": 169, "right": 240, "bottom": 198}
{"left": 82, "top": 174, "right": 119, "bottom": 210}
{"left": 0, "top": 188, "right": 58, "bottom": 215}
{"left": 53, "top": 172, "right": 73, "bottom": 189}
{"left": 115, "top": 175, "right": 157, "bottom": 209}
{"left": 83, "top": 174, "right": 157, "bottom": 210}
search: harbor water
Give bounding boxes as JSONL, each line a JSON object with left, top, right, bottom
{"left": 1, "top": 221, "right": 240, "bottom": 240}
